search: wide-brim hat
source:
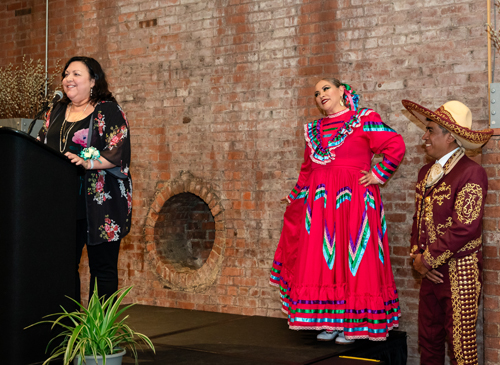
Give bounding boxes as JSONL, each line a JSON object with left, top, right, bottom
{"left": 402, "top": 100, "right": 493, "bottom": 149}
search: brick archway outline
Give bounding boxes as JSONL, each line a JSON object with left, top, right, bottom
{"left": 144, "top": 171, "right": 226, "bottom": 292}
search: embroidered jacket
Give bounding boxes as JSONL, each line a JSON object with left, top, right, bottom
{"left": 38, "top": 101, "right": 132, "bottom": 245}
{"left": 410, "top": 155, "right": 487, "bottom": 269}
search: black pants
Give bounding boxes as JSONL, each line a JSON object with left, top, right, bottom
{"left": 76, "top": 219, "right": 121, "bottom": 304}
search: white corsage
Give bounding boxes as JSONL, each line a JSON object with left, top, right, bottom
{"left": 80, "top": 147, "right": 102, "bottom": 162}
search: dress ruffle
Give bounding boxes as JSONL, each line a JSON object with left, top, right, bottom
{"left": 304, "top": 108, "right": 373, "bottom": 165}
{"left": 270, "top": 257, "right": 400, "bottom": 340}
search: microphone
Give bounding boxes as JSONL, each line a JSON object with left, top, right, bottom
{"left": 49, "top": 90, "right": 63, "bottom": 107}
{"left": 27, "top": 90, "right": 63, "bottom": 136}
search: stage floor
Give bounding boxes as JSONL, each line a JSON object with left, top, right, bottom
{"left": 118, "top": 305, "right": 407, "bottom": 365}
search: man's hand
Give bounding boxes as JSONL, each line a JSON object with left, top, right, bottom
{"left": 410, "top": 253, "right": 444, "bottom": 284}
{"left": 425, "top": 269, "right": 444, "bottom": 284}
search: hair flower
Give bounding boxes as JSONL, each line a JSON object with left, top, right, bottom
{"left": 342, "top": 83, "right": 360, "bottom": 111}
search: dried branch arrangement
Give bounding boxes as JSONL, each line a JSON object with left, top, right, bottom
{"left": 0, "top": 56, "right": 61, "bottom": 119}
{"left": 487, "top": 1, "right": 500, "bottom": 51}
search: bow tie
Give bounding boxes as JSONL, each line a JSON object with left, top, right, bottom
{"left": 425, "top": 162, "right": 444, "bottom": 188}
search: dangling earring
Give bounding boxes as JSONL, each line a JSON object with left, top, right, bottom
{"left": 90, "top": 88, "right": 93, "bottom": 97}
{"left": 339, "top": 97, "right": 345, "bottom": 107}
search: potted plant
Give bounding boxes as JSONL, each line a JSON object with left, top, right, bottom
{"left": 26, "top": 284, "right": 155, "bottom": 365}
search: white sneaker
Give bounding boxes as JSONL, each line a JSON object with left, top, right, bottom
{"left": 317, "top": 330, "right": 340, "bottom": 341}
{"left": 335, "top": 331, "right": 355, "bottom": 344}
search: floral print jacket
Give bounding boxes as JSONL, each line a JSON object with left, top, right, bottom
{"left": 39, "top": 101, "right": 132, "bottom": 245}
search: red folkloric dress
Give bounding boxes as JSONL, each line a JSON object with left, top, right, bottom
{"left": 270, "top": 108, "right": 405, "bottom": 341}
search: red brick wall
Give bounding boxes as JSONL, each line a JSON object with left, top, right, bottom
{"left": 1, "top": 1, "right": 45, "bottom": 65}
{"left": 483, "top": 134, "right": 500, "bottom": 365}
{"left": 1, "top": 0, "right": 499, "bottom": 363}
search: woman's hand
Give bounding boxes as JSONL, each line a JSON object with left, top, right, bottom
{"left": 359, "top": 170, "right": 379, "bottom": 187}
{"left": 280, "top": 196, "right": 290, "bottom": 205}
{"left": 65, "top": 151, "right": 116, "bottom": 170}
{"left": 65, "top": 152, "right": 90, "bottom": 169}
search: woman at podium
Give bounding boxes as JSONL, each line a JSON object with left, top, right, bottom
{"left": 37, "top": 56, "right": 132, "bottom": 303}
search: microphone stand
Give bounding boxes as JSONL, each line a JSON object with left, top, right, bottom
{"left": 26, "top": 103, "right": 49, "bottom": 136}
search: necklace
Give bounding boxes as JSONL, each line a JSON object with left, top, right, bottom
{"left": 59, "top": 102, "right": 90, "bottom": 153}
{"left": 325, "top": 108, "right": 350, "bottom": 118}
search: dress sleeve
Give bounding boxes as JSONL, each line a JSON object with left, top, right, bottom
{"left": 99, "top": 103, "right": 131, "bottom": 177}
{"left": 363, "top": 112, "right": 406, "bottom": 184}
{"left": 287, "top": 143, "right": 312, "bottom": 202}
{"left": 421, "top": 165, "right": 487, "bottom": 270}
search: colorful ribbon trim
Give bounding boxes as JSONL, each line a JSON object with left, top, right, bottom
{"left": 304, "top": 108, "right": 374, "bottom": 165}
{"left": 372, "top": 156, "right": 398, "bottom": 184}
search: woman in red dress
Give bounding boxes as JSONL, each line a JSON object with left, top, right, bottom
{"left": 270, "top": 78, "right": 405, "bottom": 343}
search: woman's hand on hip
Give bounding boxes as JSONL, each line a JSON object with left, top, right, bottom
{"left": 359, "top": 170, "right": 379, "bottom": 187}
{"left": 280, "top": 196, "right": 290, "bottom": 205}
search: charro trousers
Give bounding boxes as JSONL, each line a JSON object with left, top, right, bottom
{"left": 418, "top": 253, "right": 481, "bottom": 365}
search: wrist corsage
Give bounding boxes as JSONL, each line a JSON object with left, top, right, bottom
{"left": 80, "top": 147, "right": 102, "bottom": 170}
{"left": 80, "top": 147, "right": 102, "bottom": 162}
{"left": 80, "top": 147, "right": 101, "bottom": 161}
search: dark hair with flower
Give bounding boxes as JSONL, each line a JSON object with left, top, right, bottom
{"left": 60, "top": 56, "right": 117, "bottom": 105}
{"left": 321, "top": 78, "right": 360, "bottom": 111}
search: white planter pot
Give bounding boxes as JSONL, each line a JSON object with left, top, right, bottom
{"left": 73, "top": 348, "right": 126, "bottom": 365}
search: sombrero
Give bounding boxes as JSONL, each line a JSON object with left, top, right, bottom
{"left": 402, "top": 100, "right": 493, "bottom": 149}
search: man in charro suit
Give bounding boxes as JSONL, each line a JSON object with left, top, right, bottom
{"left": 402, "top": 100, "right": 493, "bottom": 365}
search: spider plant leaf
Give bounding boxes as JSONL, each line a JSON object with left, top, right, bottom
{"left": 63, "top": 324, "right": 84, "bottom": 364}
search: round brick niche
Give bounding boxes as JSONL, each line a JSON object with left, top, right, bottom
{"left": 144, "top": 171, "right": 225, "bottom": 292}
{"left": 156, "top": 193, "right": 215, "bottom": 271}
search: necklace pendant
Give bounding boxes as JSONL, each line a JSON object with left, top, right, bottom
{"left": 62, "top": 138, "right": 66, "bottom": 143}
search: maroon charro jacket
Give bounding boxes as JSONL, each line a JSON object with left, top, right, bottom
{"left": 410, "top": 155, "right": 487, "bottom": 270}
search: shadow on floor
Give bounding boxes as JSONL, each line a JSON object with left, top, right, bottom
{"left": 118, "top": 305, "right": 407, "bottom": 365}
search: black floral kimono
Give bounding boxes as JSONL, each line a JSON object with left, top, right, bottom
{"left": 39, "top": 101, "right": 132, "bottom": 245}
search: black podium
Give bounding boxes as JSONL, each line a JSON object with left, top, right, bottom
{"left": 0, "top": 127, "right": 80, "bottom": 364}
